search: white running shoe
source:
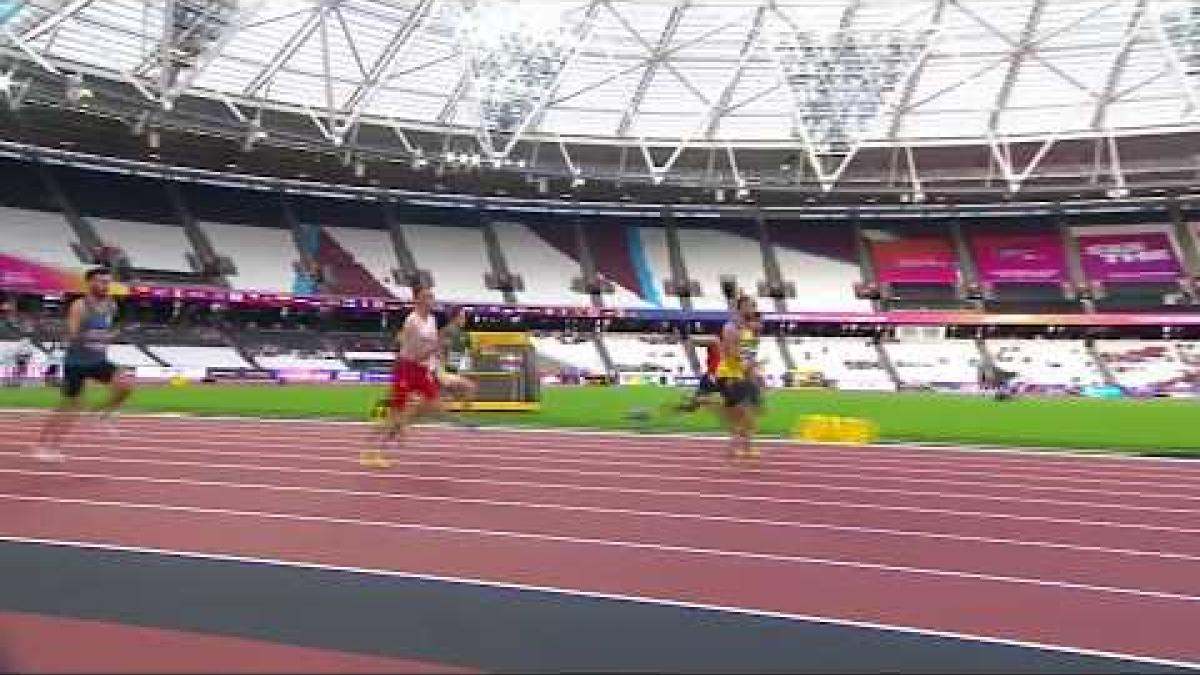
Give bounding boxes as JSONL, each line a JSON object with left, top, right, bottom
{"left": 96, "top": 413, "right": 120, "bottom": 437}
{"left": 32, "top": 446, "right": 66, "bottom": 462}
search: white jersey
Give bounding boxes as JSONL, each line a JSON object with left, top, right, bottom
{"left": 399, "top": 311, "right": 439, "bottom": 366}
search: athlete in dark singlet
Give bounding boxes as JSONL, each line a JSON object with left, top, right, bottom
{"left": 32, "top": 268, "right": 133, "bottom": 461}
{"left": 437, "top": 307, "right": 478, "bottom": 414}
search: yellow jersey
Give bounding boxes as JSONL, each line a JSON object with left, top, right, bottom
{"left": 716, "top": 324, "right": 758, "bottom": 380}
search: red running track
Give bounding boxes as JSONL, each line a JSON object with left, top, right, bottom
{"left": 0, "top": 411, "right": 1198, "bottom": 666}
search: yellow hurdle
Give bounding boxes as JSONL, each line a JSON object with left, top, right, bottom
{"left": 793, "top": 415, "right": 878, "bottom": 444}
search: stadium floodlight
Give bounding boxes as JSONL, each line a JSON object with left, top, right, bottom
{"left": 459, "top": 0, "right": 576, "bottom": 139}
{"left": 65, "top": 72, "right": 92, "bottom": 105}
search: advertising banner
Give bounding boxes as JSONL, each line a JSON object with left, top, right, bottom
{"left": 206, "top": 368, "right": 278, "bottom": 382}
{"left": 971, "top": 232, "right": 1068, "bottom": 283}
{"left": 1075, "top": 231, "right": 1182, "bottom": 282}
{"left": 134, "top": 366, "right": 207, "bottom": 381}
{"left": 869, "top": 236, "right": 960, "bottom": 284}
{"left": 0, "top": 254, "right": 129, "bottom": 295}
{"left": 275, "top": 369, "right": 337, "bottom": 383}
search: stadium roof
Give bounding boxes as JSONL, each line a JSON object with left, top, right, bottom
{"left": 0, "top": 0, "right": 1196, "bottom": 194}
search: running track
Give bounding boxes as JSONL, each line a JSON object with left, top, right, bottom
{"left": 1, "top": 410, "right": 1199, "bottom": 671}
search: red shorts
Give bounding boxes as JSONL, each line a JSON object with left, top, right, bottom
{"left": 391, "top": 358, "right": 439, "bottom": 410}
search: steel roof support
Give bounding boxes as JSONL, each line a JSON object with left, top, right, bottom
{"left": 988, "top": 0, "right": 1046, "bottom": 133}
{"left": 701, "top": 3, "right": 768, "bottom": 140}
{"left": 19, "top": 0, "right": 91, "bottom": 42}
{"left": 615, "top": 0, "right": 689, "bottom": 137}
{"left": 335, "top": 0, "right": 439, "bottom": 145}
{"left": 884, "top": 0, "right": 946, "bottom": 140}
{"left": 1091, "top": 0, "right": 1149, "bottom": 129}
{"left": 242, "top": 2, "right": 335, "bottom": 98}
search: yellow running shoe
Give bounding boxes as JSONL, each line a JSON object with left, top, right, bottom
{"left": 359, "top": 450, "right": 392, "bottom": 469}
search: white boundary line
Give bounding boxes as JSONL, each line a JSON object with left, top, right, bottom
{"left": 5, "top": 446, "right": 1198, "bottom": 537}
{"left": 4, "top": 436, "right": 1197, "bottom": 518}
{"left": 3, "top": 491, "right": 1199, "bottom": 604}
{"left": 3, "top": 422, "right": 1197, "bottom": 488}
{"left": 2, "top": 407, "right": 1197, "bottom": 464}
{"left": 3, "top": 425, "right": 1198, "bottom": 500}
{"left": 4, "top": 463, "right": 1198, "bottom": 565}
{"left": 1, "top": 535, "right": 1197, "bottom": 672}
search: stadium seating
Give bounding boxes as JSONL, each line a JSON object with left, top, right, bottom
{"left": 674, "top": 227, "right": 765, "bottom": 311}
{"left": 776, "top": 249, "right": 874, "bottom": 312}
{"left": 758, "top": 336, "right": 790, "bottom": 386}
{"left": 531, "top": 335, "right": 607, "bottom": 375}
{"left": 255, "top": 355, "right": 348, "bottom": 371}
{"left": 0, "top": 206, "right": 81, "bottom": 267}
{"left": 985, "top": 339, "right": 1105, "bottom": 387}
{"left": 635, "top": 228, "right": 681, "bottom": 310}
{"left": 400, "top": 223, "right": 505, "bottom": 303}
{"left": 578, "top": 221, "right": 654, "bottom": 309}
{"left": 148, "top": 345, "right": 251, "bottom": 369}
{"left": 323, "top": 227, "right": 406, "bottom": 298}
{"left": 769, "top": 224, "right": 872, "bottom": 312}
{"left": 1096, "top": 341, "right": 1198, "bottom": 389}
{"left": 492, "top": 221, "right": 587, "bottom": 306}
{"left": 603, "top": 334, "right": 693, "bottom": 374}
{"left": 89, "top": 218, "right": 193, "bottom": 272}
{"left": 107, "top": 343, "right": 160, "bottom": 368}
{"left": 0, "top": 340, "right": 43, "bottom": 363}
{"left": 788, "top": 338, "right": 896, "bottom": 391}
{"left": 883, "top": 340, "right": 982, "bottom": 387}
{"left": 199, "top": 222, "right": 296, "bottom": 292}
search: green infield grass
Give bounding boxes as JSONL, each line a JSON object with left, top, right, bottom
{"left": 0, "top": 382, "right": 1196, "bottom": 455}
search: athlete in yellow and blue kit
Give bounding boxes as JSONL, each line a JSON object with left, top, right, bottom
{"left": 717, "top": 294, "right": 763, "bottom": 460}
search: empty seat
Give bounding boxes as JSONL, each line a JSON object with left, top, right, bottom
{"left": 107, "top": 343, "right": 159, "bottom": 368}
{"left": 675, "top": 228, "right": 765, "bottom": 310}
{"left": 492, "top": 221, "right": 588, "bottom": 306}
{"left": 986, "top": 340, "right": 1105, "bottom": 387}
{"left": 532, "top": 336, "right": 606, "bottom": 374}
{"left": 149, "top": 346, "right": 251, "bottom": 369}
{"left": 90, "top": 218, "right": 192, "bottom": 272}
{"left": 201, "top": 222, "right": 296, "bottom": 292}
{"left": 884, "top": 340, "right": 981, "bottom": 386}
{"left": 401, "top": 223, "right": 504, "bottom": 303}
{"left": 788, "top": 338, "right": 895, "bottom": 391}
{"left": 324, "top": 226, "right": 405, "bottom": 297}
{"left": 0, "top": 207, "right": 80, "bottom": 267}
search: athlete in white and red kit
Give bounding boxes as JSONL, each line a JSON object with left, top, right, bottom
{"left": 361, "top": 286, "right": 443, "bottom": 468}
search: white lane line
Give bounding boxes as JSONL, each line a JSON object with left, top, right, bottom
{"left": 3, "top": 437, "right": 1198, "bottom": 518}
{"left": 4, "top": 448, "right": 1198, "bottom": 537}
{"left": 4, "top": 535, "right": 1197, "bottom": 672}
{"left": 0, "top": 426, "right": 1194, "bottom": 502}
{"left": 8, "top": 409, "right": 1200, "bottom": 488}
{"left": 3, "top": 492, "right": 1200, "bottom": 604}
{"left": 4, "top": 463, "right": 1200, "bottom": 564}
{"left": 2, "top": 423, "right": 1197, "bottom": 492}
{"left": 3, "top": 407, "right": 1199, "bottom": 466}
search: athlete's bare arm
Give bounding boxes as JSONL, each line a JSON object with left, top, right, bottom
{"left": 720, "top": 322, "right": 739, "bottom": 362}
{"left": 64, "top": 299, "right": 84, "bottom": 344}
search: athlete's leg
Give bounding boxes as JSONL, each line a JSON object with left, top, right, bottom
{"left": 33, "top": 368, "right": 86, "bottom": 461}
{"left": 95, "top": 366, "right": 132, "bottom": 414}
{"left": 440, "top": 373, "right": 477, "bottom": 411}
